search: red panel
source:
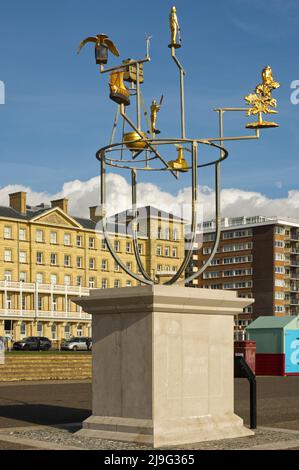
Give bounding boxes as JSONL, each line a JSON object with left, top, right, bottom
{"left": 234, "top": 341, "right": 256, "bottom": 374}
{"left": 256, "top": 353, "right": 285, "bottom": 376}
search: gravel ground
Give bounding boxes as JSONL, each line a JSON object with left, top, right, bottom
{"left": 7, "top": 426, "right": 299, "bottom": 450}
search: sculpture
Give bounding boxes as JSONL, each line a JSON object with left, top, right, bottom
{"left": 78, "top": 7, "right": 280, "bottom": 286}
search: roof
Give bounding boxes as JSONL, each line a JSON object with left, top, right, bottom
{"left": 246, "top": 316, "right": 299, "bottom": 330}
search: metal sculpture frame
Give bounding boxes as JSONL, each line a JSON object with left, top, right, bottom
{"left": 79, "top": 7, "right": 279, "bottom": 286}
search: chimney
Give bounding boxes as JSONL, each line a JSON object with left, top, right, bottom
{"left": 9, "top": 192, "right": 27, "bottom": 214}
{"left": 51, "top": 198, "right": 68, "bottom": 214}
{"left": 89, "top": 206, "right": 102, "bottom": 222}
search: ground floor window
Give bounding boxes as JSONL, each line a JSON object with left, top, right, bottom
{"left": 37, "top": 322, "right": 43, "bottom": 337}
{"left": 20, "top": 322, "right": 26, "bottom": 338}
{"left": 64, "top": 324, "right": 71, "bottom": 339}
{"left": 51, "top": 323, "right": 57, "bottom": 340}
{"left": 77, "top": 324, "right": 83, "bottom": 337}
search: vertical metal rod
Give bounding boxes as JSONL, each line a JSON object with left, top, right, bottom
{"left": 110, "top": 105, "right": 120, "bottom": 145}
{"left": 166, "top": 141, "right": 198, "bottom": 285}
{"left": 131, "top": 169, "right": 154, "bottom": 282}
{"left": 171, "top": 47, "right": 186, "bottom": 139}
{"left": 136, "top": 63, "right": 141, "bottom": 131}
{"left": 250, "top": 378, "right": 257, "bottom": 429}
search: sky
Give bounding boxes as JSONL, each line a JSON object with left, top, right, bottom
{"left": 1, "top": 0, "right": 299, "bottom": 219}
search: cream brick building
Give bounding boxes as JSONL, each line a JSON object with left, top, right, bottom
{"left": 0, "top": 192, "right": 184, "bottom": 345}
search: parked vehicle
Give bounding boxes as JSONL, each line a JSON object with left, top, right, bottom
{"left": 60, "top": 337, "right": 92, "bottom": 351}
{"left": 12, "top": 336, "right": 52, "bottom": 351}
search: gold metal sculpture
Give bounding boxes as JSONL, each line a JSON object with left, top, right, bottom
{"left": 168, "top": 6, "right": 181, "bottom": 48}
{"left": 77, "top": 34, "right": 120, "bottom": 65}
{"left": 78, "top": 6, "right": 280, "bottom": 288}
{"left": 123, "top": 59, "right": 144, "bottom": 84}
{"left": 150, "top": 96, "right": 163, "bottom": 134}
{"left": 109, "top": 71, "right": 130, "bottom": 105}
{"left": 245, "top": 66, "right": 280, "bottom": 129}
{"left": 168, "top": 146, "right": 188, "bottom": 172}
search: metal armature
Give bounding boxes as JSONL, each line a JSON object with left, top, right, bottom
{"left": 79, "top": 6, "right": 279, "bottom": 286}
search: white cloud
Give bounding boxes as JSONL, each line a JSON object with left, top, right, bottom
{"left": 1, "top": 175, "right": 299, "bottom": 222}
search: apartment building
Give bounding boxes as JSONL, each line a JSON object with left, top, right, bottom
{"left": 188, "top": 215, "right": 299, "bottom": 330}
{"left": 0, "top": 192, "right": 184, "bottom": 344}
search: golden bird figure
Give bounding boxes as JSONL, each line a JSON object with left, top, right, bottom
{"left": 77, "top": 34, "right": 120, "bottom": 65}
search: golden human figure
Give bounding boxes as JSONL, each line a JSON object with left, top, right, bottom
{"left": 150, "top": 96, "right": 163, "bottom": 134}
{"left": 168, "top": 6, "right": 181, "bottom": 48}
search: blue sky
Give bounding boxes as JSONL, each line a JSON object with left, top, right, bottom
{"left": 0, "top": 0, "right": 299, "bottom": 200}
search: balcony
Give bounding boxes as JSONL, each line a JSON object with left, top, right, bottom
{"left": 0, "top": 281, "right": 90, "bottom": 295}
{"left": 0, "top": 309, "right": 91, "bottom": 320}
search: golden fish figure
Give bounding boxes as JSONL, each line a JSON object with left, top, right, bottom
{"left": 109, "top": 71, "right": 130, "bottom": 106}
{"left": 77, "top": 34, "right": 120, "bottom": 65}
{"left": 245, "top": 66, "right": 280, "bottom": 129}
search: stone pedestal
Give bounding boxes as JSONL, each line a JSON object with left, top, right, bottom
{"left": 74, "top": 286, "right": 254, "bottom": 448}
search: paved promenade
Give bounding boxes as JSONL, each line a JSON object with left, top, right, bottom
{"left": 1, "top": 377, "right": 299, "bottom": 449}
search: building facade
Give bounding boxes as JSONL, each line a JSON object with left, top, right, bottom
{"left": 188, "top": 215, "right": 299, "bottom": 332}
{"left": 0, "top": 192, "right": 184, "bottom": 344}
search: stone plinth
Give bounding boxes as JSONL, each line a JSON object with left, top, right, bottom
{"left": 74, "top": 286, "right": 254, "bottom": 448}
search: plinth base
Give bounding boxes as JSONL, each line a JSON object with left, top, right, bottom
{"left": 246, "top": 121, "right": 279, "bottom": 129}
{"left": 74, "top": 286, "right": 254, "bottom": 449}
{"left": 76, "top": 413, "right": 253, "bottom": 448}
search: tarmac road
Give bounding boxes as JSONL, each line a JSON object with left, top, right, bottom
{"left": 0, "top": 376, "right": 299, "bottom": 449}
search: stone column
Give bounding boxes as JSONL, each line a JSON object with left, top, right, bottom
{"left": 74, "top": 285, "right": 254, "bottom": 448}
{"left": 0, "top": 320, "right": 4, "bottom": 337}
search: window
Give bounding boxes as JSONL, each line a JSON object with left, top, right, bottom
{"left": 173, "top": 229, "right": 178, "bottom": 241}
{"left": 52, "top": 297, "right": 58, "bottom": 311}
{"left": 77, "top": 325, "right": 83, "bottom": 337}
{"left": 101, "top": 239, "right": 107, "bottom": 250}
{"left": 157, "top": 264, "right": 162, "bottom": 272}
{"left": 275, "top": 266, "right": 285, "bottom": 274}
{"left": 50, "top": 253, "right": 57, "bottom": 266}
{"left": 165, "top": 246, "right": 170, "bottom": 257}
{"left": 4, "top": 271, "right": 12, "bottom": 281}
{"left": 76, "top": 235, "right": 82, "bottom": 247}
{"left": 22, "top": 296, "right": 26, "bottom": 310}
{"left": 275, "top": 305, "right": 285, "bottom": 313}
{"left": 37, "top": 295, "right": 43, "bottom": 310}
{"left": 4, "top": 249, "right": 12, "bottom": 262}
{"left": 275, "top": 226, "right": 285, "bottom": 235}
{"left": 89, "top": 277, "right": 95, "bottom": 288}
{"left": 36, "top": 230, "right": 43, "bottom": 242}
{"left": 102, "top": 279, "right": 108, "bottom": 289}
{"left": 64, "top": 324, "right": 71, "bottom": 339}
{"left": 102, "top": 259, "right": 108, "bottom": 271}
{"left": 64, "top": 275, "right": 71, "bottom": 286}
{"left": 36, "top": 252, "right": 43, "bottom": 264}
{"left": 50, "top": 274, "right": 57, "bottom": 285}
{"left": 157, "top": 227, "right": 162, "bottom": 239}
{"left": 204, "top": 233, "right": 216, "bottom": 242}
{"left": 64, "top": 255, "right": 71, "bottom": 267}
{"left": 76, "top": 276, "right": 82, "bottom": 286}
{"left": 50, "top": 232, "right": 57, "bottom": 244}
{"left": 19, "top": 251, "right": 26, "bottom": 263}
{"left": 114, "top": 279, "right": 121, "bottom": 288}
{"left": 275, "top": 292, "right": 285, "bottom": 300}
{"left": 37, "top": 322, "right": 43, "bottom": 337}
{"left": 114, "top": 261, "right": 120, "bottom": 272}
{"left": 36, "top": 273, "right": 43, "bottom": 284}
{"left": 77, "top": 257, "right": 83, "bottom": 269}
{"left": 138, "top": 244, "right": 143, "bottom": 255}
{"left": 172, "top": 247, "right": 177, "bottom": 257}
{"left": 165, "top": 228, "right": 170, "bottom": 240}
{"left": 19, "top": 228, "right": 26, "bottom": 241}
{"left": 89, "top": 237, "right": 95, "bottom": 249}
{"left": 64, "top": 233, "right": 71, "bottom": 246}
{"left": 275, "top": 253, "right": 285, "bottom": 261}
{"left": 126, "top": 280, "right": 132, "bottom": 287}
{"left": 203, "top": 247, "right": 212, "bottom": 255}
{"left": 156, "top": 245, "right": 162, "bottom": 256}
{"left": 275, "top": 279, "right": 285, "bottom": 287}
{"left": 114, "top": 240, "right": 120, "bottom": 252}
{"left": 20, "top": 322, "right": 26, "bottom": 338}
{"left": 51, "top": 324, "right": 57, "bottom": 340}
{"left": 126, "top": 242, "right": 131, "bottom": 253}
{"left": 6, "top": 293, "right": 12, "bottom": 309}
{"left": 126, "top": 262, "right": 132, "bottom": 271}
{"left": 89, "top": 258, "right": 95, "bottom": 270}
{"left": 4, "top": 226, "right": 12, "bottom": 239}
